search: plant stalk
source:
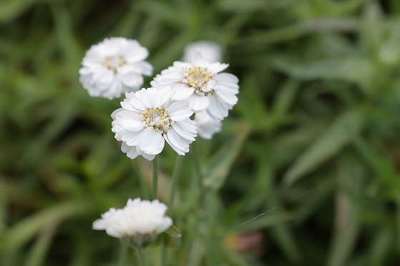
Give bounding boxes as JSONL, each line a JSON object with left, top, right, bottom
{"left": 152, "top": 157, "right": 159, "bottom": 199}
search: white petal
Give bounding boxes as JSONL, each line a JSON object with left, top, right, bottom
{"left": 207, "top": 62, "right": 229, "bottom": 74}
{"left": 135, "top": 61, "right": 153, "bottom": 76}
{"left": 151, "top": 70, "right": 184, "bottom": 86}
{"left": 122, "top": 41, "right": 149, "bottom": 62}
{"left": 117, "top": 129, "right": 143, "bottom": 146}
{"left": 121, "top": 143, "right": 140, "bottom": 159}
{"left": 135, "top": 89, "right": 153, "bottom": 108}
{"left": 215, "top": 87, "right": 238, "bottom": 106}
{"left": 167, "top": 101, "right": 193, "bottom": 121}
{"left": 136, "top": 128, "right": 165, "bottom": 155}
{"left": 121, "top": 94, "right": 146, "bottom": 111}
{"left": 215, "top": 73, "right": 239, "bottom": 84}
{"left": 136, "top": 146, "right": 157, "bottom": 160}
{"left": 189, "top": 95, "right": 210, "bottom": 111}
{"left": 173, "top": 121, "right": 196, "bottom": 141}
{"left": 183, "top": 41, "right": 222, "bottom": 64}
{"left": 151, "top": 87, "right": 173, "bottom": 107}
{"left": 195, "top": 111, "right": 222, "bottom": 139}
{"left": 207, "top": 95, "right": 229, "bottom": 120}
{"left": 172, "top": 84, "right": 194, "bottom": 100}
{"left": 118, "top": 72, "right": 143, "bottom": 89}
{"left": 165, "top": 129, "right": 190, "bottom": 155}
{"left": 112, "top": 109, "right": 143, "bottom": 130}
{"left": 176, "top": 119, "right": 197, "bottom": 134}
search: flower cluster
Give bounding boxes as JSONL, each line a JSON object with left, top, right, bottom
{"left": 80, "top": 38, "right": 239, "bottom": 159}
{"left": 82, "top": 39, "right": 239, "bottom": 243}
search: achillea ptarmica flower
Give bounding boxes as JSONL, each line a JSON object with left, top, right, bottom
{"left": 194, "top": 111, "right": 222, "bottom": 139}
{"left": 112, "top": 87, "right": 197, "bottom": 160}
{"left": 151, "top": 62, "right": 239, "bottom": 120}
{"left": 93, "top": 198, "right": 172, "bottom": 245}
{"left": 183, "top": 41, "right": 222, "bottom": 64}
{"left": 79, "top": 37, "right": 153, "bottom": 99}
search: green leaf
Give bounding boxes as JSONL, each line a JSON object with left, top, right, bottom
{"left": 0, "top": 201, "right": 90, "bottom": 252}
{"left": 203, "top": 122, "right": 251, "bottom": 190}
{"left": 285, "top": 109, "right": 365, "bottom": 185}
{"left": 327, "top": 157, "right": 363, "bottom": 266}
{"left": 0, "top": 0, "right": 35, "bottom": 23}
{"left": 24, "top": 223, "right": 58, "bottom": 266}
{"left": 271, "top": 56, "right": 374, "bottom": 89}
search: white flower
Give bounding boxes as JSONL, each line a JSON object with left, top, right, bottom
{"left": 194, "top": 111, "right": 222, "bottom": 139}
{"left": 183, "top": 41, "right": 222, "bottom": 64}
{"left": 79, "top": 37, "right": 153, "bottom": 99}
{"left": 151, "top": 61, "right": 239, "bottom": 120}
{"left": 93, "top": 198, "right": 172, "bottom": 244}
{"left": 112, "top": 87, "right": 197, "bottom": 160}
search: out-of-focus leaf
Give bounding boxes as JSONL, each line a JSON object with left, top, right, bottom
{"left": 25, "top": 222, "right": 58, "bottom": 266}
{"left": 51, "top": 4, "right": 82, "bottom": 72}
{"left": 327, "top": 157, "right": 363, "bottom": 266}
{"left": 203, "top": 122, "right": 250, "bottom": 190}
{"left": 240, "top": 18, "right": 358, "bottom": 46}
{"left": 360, "top": 1, "right": 384, "bottom": 54}
{"left": 0, "top": 193, "right": 6, "bottom": 234}
{"left": 355, "top": 139, "right": 400, "bottom": 199}
{"left": 285, "top": 108, "right": 365, "bottom": 184}
{"left": 368, "top": 229, "right": 392, "bottom": 266}
{"left": 236, "top": 76, "right": 273, "bottom": 130}
{"left": 236, "top": 212, "right": 293, "bottom": 232}
{"left": 0, "top": 0, "right": 35, "bottom": 23}
{"left": 271, "top": 56, "right": 374, "bottom": 90}
{"left": 218, "top": 0, "right": 275, "bottom": 12}
{"left": 0, "top": 201, "right": 90, "bottom": 252}
{"left": 295, "top": 0, "right": 363, "bottom": 18}
{"left": 272, "top": 80, "right": 298, "bottom": 116}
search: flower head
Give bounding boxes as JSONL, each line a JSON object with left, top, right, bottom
{"left": 79, "top": 37, "right": 153, "bottom": 99}
{"left": 112, "top": 87, "right": 197, "bottom": 160}
{"left": 151, "top": 61, "right": 239, "bottom": 120}
{"left": 183, "top": 41, "right": 222, "bottom": 64}
{"left": 194, "top": 111, "right": 222, "bottom": 139}
{"left": 93, "top": 198, "right": 172, "bottom": 245}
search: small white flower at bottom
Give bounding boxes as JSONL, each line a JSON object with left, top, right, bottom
{"left": 93, "top": 198, "right": 172, "bottom": 245}
{"left": 194, "top": 111, "right": 222, "bottom": 139}
{"left": 79, "top": 37, "right": 153, "bottom": 99}
{"left": 112, "top": 87, "right": 197, "bottom": 160}
{"left": 183, "top": 41, "right": 222, "bottom": 64}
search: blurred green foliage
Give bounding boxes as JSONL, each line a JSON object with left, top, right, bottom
{"left": 1, "top": 0, "right": 400, "bottom": 265}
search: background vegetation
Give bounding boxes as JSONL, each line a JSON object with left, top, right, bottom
{"left": 1, "top": 0, "right": 400, "bottom": 265}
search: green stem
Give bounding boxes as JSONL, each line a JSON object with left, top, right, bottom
{"left": 118, "top": 240, "right": 128, "bottom": 266}
{"left": 169, "top": 156, "right": 183, "bottom": 208}
{"left": 135, "top": 246, "right": 145, "bottom": 266}
{"left": 192, "top": 146, "right": 206, "bottom": 202}
{"left": 160, "top": 237, "right": 168, "bottom": 266}
{"left": 152, "top": 157, "right": 159, "bottom": 199}
{"left": 134, "top": 162, "right": 148, "bottom": 198}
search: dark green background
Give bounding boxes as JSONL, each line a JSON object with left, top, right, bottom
{"left": 1, "top": 0, "right": 400, "bottom": 265}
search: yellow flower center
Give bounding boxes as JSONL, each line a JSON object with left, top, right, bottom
{"left": 184, "top": 66, "right": 214, "bottom": 96}
{"left": 142, "top": 108, "right": 172, "bottom": 132}
{"left": 103, "top": 56, "right": 126, "bottom": 72}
